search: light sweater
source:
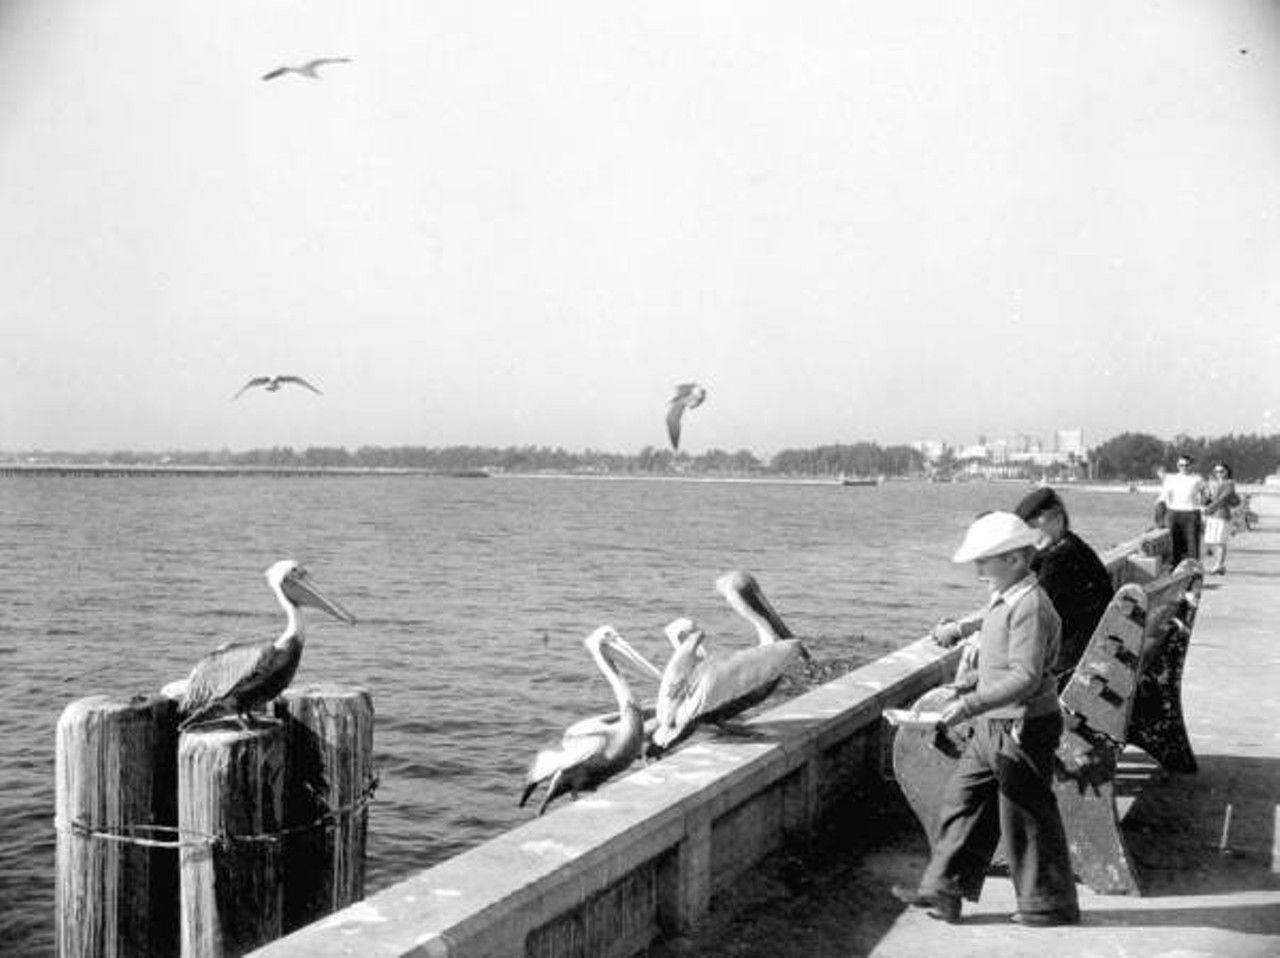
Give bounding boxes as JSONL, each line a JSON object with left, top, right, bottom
{"left": 1159, "top": 471, "right": 1206, "bottom": 511}
{"left": 958, "top": 575, "right": 1062, "bottom": 721}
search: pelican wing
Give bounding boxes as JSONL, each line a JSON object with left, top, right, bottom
{"left": 525, "top": 732, "right": 605, "bottom": 786}
{"left": 261, "top": 66, "right": 289, "bottom": 81}
{"left": 563, "top": 704, "right": 656, "bottom": 740}
{"left": 653, "top": 641, "right": 803, "bottom": 748}
{"left": 279, "top": 375, "right": 322, "bottom": 394}
{"left": 665, "top": 383, "right": 705, "bottom": 449}
{"left": 520, "top": 730, "right": 608, "bottom": 809}
{"left": 653, "top": 640, "right": 712, "bottom": 745}
{"left": 305, "top": 57, "right": 352, "bottom": 69}
{"left": 665, "top": 403, "right": 686, "bottom": 450}
{"left": 182, "top": 639, "right": 277, "bottom": 714}
{"left": 697, "top": 641, "right": 803, "bottom": 719}
{"left": 670, "top": 383, "right": 706, "bottom": 406}
{"left": 230, "top": 376, "right": 270, "bottom": 400}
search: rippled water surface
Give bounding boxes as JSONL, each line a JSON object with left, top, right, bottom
{"left": 0, "top": 475, "right": 1149, "bottom": 954}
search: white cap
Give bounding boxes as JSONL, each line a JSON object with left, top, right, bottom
{"left": 952, "top": 511, "right": 1042, "bottom": 563}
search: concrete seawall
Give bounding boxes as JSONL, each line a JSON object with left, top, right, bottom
{"left": 250, "top": 531, "right": 1171, "bottom": 958}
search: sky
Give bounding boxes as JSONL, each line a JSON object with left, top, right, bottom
{"left": 2, "top": 1, "right": 1279, "bottom": 456}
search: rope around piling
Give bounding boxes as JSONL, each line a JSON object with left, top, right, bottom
{"left": 55, "top": 773, "right": 379, "bottom": 850}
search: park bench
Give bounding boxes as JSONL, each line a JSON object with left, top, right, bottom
{"left": 891, "top": 558, "right": 1205, "bottom": 896}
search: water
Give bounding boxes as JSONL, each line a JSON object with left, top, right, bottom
{"left": 0, "top": 475, "right": 1149, "bottom": 955}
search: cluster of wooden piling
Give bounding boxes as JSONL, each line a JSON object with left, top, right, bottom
{"left": 55, "top": 685, "right": 374, "bottom": 957}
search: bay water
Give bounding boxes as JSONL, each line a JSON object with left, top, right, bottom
{"left": 0, "top": 474, "right": 1150, "bottom": 954}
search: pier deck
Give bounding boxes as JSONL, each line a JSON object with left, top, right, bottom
{"left": 649, "top": 527, "right": 1280, "bottom": 958}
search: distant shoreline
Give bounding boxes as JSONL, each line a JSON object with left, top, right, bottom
{"left": 2, "top": 463, "right": 1272, "bottom": 497}
{"left": 0, "top": 463, "right": 493, "bottom": 479}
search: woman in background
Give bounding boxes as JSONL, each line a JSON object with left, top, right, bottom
{"left": 1202, "top": 461, "right": 1239, "bottom": 575}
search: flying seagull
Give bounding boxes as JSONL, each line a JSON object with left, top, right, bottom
{"left": 231, "top": 375, "right": 323, "bottom": 400}
{"left": 666, "top": 382, "right": 707, "bottom": 450}
{"left": 261, "top": 57, "right": 353, "bottom": 81}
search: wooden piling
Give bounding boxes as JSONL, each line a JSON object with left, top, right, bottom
{"left": 55, "top": 693, "right": 180, "bottom": 958}
{"left": 179, "top": 722, "right": 287, "bottom": 957}
{"left": 277, "top": 684, "right": 375, "bottom": 933}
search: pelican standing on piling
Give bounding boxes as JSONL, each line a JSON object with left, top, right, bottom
{"left": 520, "top": 626, "right": 662, "bottom": 816}
{"left": 172, "top": 560, "right": 356, "bottom": 730}
{"left": 650, "top": 571, "right": 807, "bottom": 752}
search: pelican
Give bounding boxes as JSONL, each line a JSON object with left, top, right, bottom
{"left": 261, "top": 57, "right": 353, "bottom": 81}
{"left": 173, "top": 560, "right": 355, "bottom": 731}
{"left": 650, "top": 571, "right": 807, "bottom": 752}
{"left": 666, "top": 382, "right": 707, "bottom": 450}
{"left": 520, "top": 626, "right": 662, "bottom": 816}
{"left": 230, "top": 375, "right": 322, "bottom": 400}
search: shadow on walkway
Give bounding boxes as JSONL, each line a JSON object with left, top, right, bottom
{"left": 1122, "top": 753, "right": 1280, "bottom": 898}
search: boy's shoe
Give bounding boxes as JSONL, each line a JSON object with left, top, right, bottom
{"left": 891, "top": 886, "right": 961, "bottom": 923}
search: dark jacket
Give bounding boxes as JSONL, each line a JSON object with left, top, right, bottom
{"left": 1031, "top": 530, "right": 1114, "bottom": 676}
{"left": 1203, "top": 478, "right": 1238, "bottom": 520}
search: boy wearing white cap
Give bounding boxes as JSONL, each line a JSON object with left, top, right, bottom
{"left": 893, "top": 511, "right": 1080, "bottom": 926}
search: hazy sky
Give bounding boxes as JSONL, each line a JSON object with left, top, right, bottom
{"left": 3, "top": 1, "right": 1278, "bottom": 455}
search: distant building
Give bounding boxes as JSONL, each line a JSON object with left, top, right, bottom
{"left": 912, "top": 439, "right": 947, "bottom": 462}
{"left": 1055, "top": 428, "right": 1086, "bottom": 457}
{"left": 1008, "top": 434, "right": 1037, "bottom": 454}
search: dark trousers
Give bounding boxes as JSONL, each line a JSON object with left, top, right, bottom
{"left": 1167, "top": 509, "right": 1202, "bottom": 566}
{"left": 920, "top": 712, "right": 1079, "bottom": 917}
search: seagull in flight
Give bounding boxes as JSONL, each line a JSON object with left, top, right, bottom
{"left": 261, "top": 57, "right": 353, "bottom": 81}
{"left": 666, "top": 382, "right": 707, "bottom": 451}
{"left": 231, "top": 376, "right": 323, "bottom": 401}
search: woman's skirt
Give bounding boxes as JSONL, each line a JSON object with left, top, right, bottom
{"left": 1204, "top": 515, "right": 1230, "bottom": 546}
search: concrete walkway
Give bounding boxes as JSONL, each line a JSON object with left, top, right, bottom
{"left": 648, "top": 525, "right": 1280, "bottom": 958}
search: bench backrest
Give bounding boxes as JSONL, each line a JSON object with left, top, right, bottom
{"left": 1059, "top": 559, "right": 1203, "bottom": 749}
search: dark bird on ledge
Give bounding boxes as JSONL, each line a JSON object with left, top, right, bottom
{"left": 261, "top": 57, "right": 353, "bottom": 81}
{"left": 169, "top": 560, "right": 356, "bottom": 731}
{"left": 666, "top": 382, "right": 707, "bottom": 450}
{"left": 520, "top": 626, "right": 662, "bottom": 816}
{"left": 230, "top": 375, "right": 322, "bottom": 400}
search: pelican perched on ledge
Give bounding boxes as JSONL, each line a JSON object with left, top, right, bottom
{"left": 520, "top": 626, "right": 662, "bottom": 816}
{"left": 171, "top": 560, "right": 356, "bottom": 731}
{"left": 650, "top": 571, "right": 807, "bottom": 752}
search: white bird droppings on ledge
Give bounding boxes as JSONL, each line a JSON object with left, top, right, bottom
{"left": 314, "top": 900, "right": 388, "bottom": 930}
{"left": 680, "top": 744, "right": 745, "bottom": 761}
{"left": 521, "top": 838, "right": 579, "bottom": 858}
{"left": 629, "top": 769, "right": 667, "bottom": 786}
{"left": 573, "top": 797, "right": 618, "bottom": 810}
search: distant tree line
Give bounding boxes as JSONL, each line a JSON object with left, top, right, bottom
{"left": 10, "top": 433, "right": 1278, "bottom": 481}
{"left": 1091, "top": 432, "right": 1279, "bottom": 482}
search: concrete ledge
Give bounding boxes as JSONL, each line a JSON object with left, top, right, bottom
{"left": 250, "top": 644, "right": 961, "bottom": 957}
{"left": 250, "top": 531, "right": 1167, "bottom": 958}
